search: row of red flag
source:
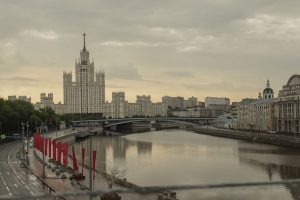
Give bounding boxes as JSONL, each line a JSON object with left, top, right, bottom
{"left": 33, "top": 133, "right": 97, "bottom": 177}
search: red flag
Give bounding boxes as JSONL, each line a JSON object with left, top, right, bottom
{"left": 82, "top": 146, "right": 85, "bottom": 175}
{"left": 57, "top": 142, "right": 62, "bottom": 164}
{"left": 92, "top": 150, "right": 96, "bottom": 180}
{"left": 49, "top": 139, "right": 52, "bottom": 158}
{"left": 72, "top": 146, "right": 78, "bottom": 172}
{"left": 63, "top": 143, "right": 69, "bottom": 167}
{"left": 45, "top": 137, "right": 48, "bottom": 156}
{"left": 53, "top": 140, "right": 56, "bottom": 161}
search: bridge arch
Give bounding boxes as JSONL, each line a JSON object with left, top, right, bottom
{"left": 104, "top": 118, "right": 202, "bottom": 128}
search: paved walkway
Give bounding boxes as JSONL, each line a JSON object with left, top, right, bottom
{"left": 30, "top": 129, "right": 157, "bottom": 200}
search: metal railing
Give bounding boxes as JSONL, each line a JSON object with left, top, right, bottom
{"left": 2, "top": 178, "right": 300, "bottom": 200}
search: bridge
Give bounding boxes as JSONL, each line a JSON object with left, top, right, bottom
{"left": 71, "top": 117, "right": 216, "bottom": 128}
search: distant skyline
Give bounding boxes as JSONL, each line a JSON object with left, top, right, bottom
{"left": 1, "top": 0, "right": 300, "bottom": 103}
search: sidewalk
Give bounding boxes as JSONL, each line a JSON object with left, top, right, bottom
{"left": 28, "top": 149, "right": 88, "bottom": 200}
{"left": 29, "top": 129, "right": 157, "bottom": 200}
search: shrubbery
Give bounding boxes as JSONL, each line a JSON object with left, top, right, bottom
{"left": 0, "top": 98, "right": 61, "bottom": 135}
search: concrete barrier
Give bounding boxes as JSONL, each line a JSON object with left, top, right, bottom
{"left": 190, "top": 127, "right": 300, "bottom": 149}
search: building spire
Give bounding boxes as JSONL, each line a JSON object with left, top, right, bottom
{"left": 83, "top": 33, "right": 86, "bottom": 51}
{"left": 267, "top": 79, "right": 270, "bottom": 88}
{"left": 258, "top": 91, "right": 262, "bottom": 99}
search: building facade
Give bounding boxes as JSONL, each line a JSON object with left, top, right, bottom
{"left": 162, "top": 96, "right": 184, "bottom": 109}
{"left": 127, "top": 103, "right": 141, "bottom": 117}
{"left": 8, "top": 95, "right": 31, "bottom": 103}
{"left": 63, "top": 34, "right": 105, "bottom": 114}
{"left": 274, "top": 75, "right": 300, "bottom": 133}
{"left": 204, "top": 97, "right": 230, "bottom": 117}
{"left": 152, "top": 102, "right": 167, "bottom": 117}
{"left": 184, "top": 96, "right": 198, "bottom": 108}
{"left": 34, "top": 93, "right": 66, "bottom": 115}
{"left": 136, "top": 95, "right": 152, "bottom": 117}
{"left": 205, "top": 97, "right": 230, "bottom": 108}
{"left": 171, "top": 107, "right": 213, "bottom": 118}
{"left": 111, "top": 92, "right": 127, "bottom": 119}
{"left": 103, "top": 93, "right": 168, "bottom": 118}
{"left": 35, "top": 93, "right": 55, "bottom": 110}
{"left": 237, "top": 80, "right": 276, "bottom": 131}
{"left": 237, "top": 98, "right": 275, "bottom": 131}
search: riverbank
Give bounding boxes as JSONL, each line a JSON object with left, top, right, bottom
{"left": 189, "top": 126, "right": 300, "bottom": 149}
{"left": 51, "top": 129, "right": 161, "bottom": 200}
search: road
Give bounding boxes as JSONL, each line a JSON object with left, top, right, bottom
{"left": 0, "top": 140, "right": 48, "bottom": 199}
{"left": 0, "top": 130, "right": 158, "bottom": 200}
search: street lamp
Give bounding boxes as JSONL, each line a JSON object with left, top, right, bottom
{"left": 21, "top": 122, "right": 25, "bottom": 157}
{"left": 26, "top": 121, "right": 29, "bottom": 165}
{"left": 89, "top": 135, "right": 93, "bottom": 191}
{"left": 42, "top": 122, "right": 46, "bottom": 179}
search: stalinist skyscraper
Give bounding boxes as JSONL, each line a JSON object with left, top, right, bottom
{"left": 63, "top": 34, "right": 105, "bottom": 114}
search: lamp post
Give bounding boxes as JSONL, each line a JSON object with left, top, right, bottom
{"left": 89, "top": 135, "right": 93, "bottom": 191}
{"left": 42, "top": 122, "right": 46, "bottom": 179}
{"left": 21, "top": 122, "right": 25, "bottom": 157}
{"left": 26, "top": 121, "right": 29, "bottom": 165}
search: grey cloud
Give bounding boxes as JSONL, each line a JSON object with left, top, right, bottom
{"left": 2, "top": 0, "right": 300, "bottom": 101}
{"left": 0, "top": 76, "right": 40, "bottom": 88}
{"left": 0, "top": 77, "right": 39, "bottom": 82}
{"left": 164, "top": 71, "right": 194, "bottom": 78}
{"left": 104, "top": 65, "right": 143, "bottom": 80}
{"left": 99, "top": 40, "right": 177, "bottom": 47}
{"left": 184, "top": 82, "right": 258, "bottom": 93}
{"left": 20, "top": 30, "right": 58, "bottom": 40}
{"left": 106, "top": 83, "right": 133, "bottom": 89}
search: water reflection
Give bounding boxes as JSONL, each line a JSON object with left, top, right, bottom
{"left": 73, "top": 130, "right": 300, "bottom": 200}
{"left": 238, "top": 144, "right": 300, "bottom": 200}
{"left": 137, "top": 141, "right": 152, "bottom": 155}
{"left": 74, "top": 135, "right": 153, "bottom": 173}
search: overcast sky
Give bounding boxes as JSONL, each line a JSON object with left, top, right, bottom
{"left": 1, "top": 0, "right": 300, "bottom": 103}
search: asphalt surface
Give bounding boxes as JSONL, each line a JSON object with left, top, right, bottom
{"left": 0, "top": 140, "right": 48, "bottom": 199}
{"left": 0, "top": 130, "right": 158, "bottom": 200}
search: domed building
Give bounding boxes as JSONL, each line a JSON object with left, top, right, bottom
{"left": 275, "top": 74, "right": 300, "bottom": 133}
{"left": 237, "top": 80, "right": 276, "bottom": 132}
{"left": 263, "top": 80, "right": 274, "bottom": 99}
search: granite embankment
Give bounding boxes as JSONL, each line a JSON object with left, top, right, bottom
{"left": 190, "top": 126, "right": 300, "bottom": 149}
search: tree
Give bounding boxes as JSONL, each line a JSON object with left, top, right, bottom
{"left": 0, "top": 99, "right": 62, "bottom": 135}
{"left": 103, "top": 166, "right": 127, "bottom": 189}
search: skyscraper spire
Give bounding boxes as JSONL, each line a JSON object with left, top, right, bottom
{"left": 83, "top": 33, "right": 86, "bottom": 51}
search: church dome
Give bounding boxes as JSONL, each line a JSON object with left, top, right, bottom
{"left": 287, "top": 74, "right": 300, "bottom": 86}
{"left": 263, "top": 80, "right": 274, "bottom": 99}
{"left": 263, "top": 87, "right": 274, "bottom": 94}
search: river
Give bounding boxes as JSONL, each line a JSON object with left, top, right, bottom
{"left": 74, "top": 129, "right": 300, "bottom": 200}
